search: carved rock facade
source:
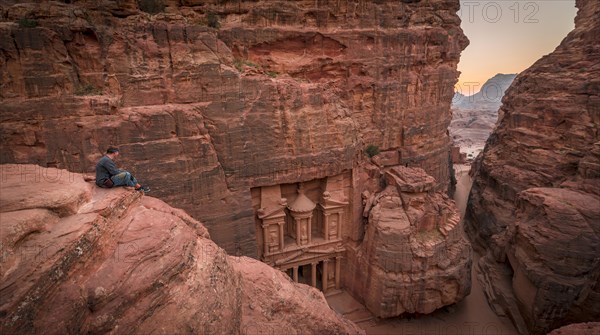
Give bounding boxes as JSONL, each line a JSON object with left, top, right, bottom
{"left": 253, "top": 174, "right": 349, "bottom": 293}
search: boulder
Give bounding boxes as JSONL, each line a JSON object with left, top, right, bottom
{"left": 346, "top": 166, "right": 471, "bottom": 317}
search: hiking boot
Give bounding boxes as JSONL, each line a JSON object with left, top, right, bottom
{"left": 136, "top": 185, "right": 150, "bottom": 193}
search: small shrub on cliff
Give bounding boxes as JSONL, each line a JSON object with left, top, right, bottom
{"left": 207, "top": 12, "right": 220, "bottom": 29}
{"left": 18, "top": 18, "right": 38, "bottom": 28}
{"left": 234, "top": 59, "right": 243, "bottom": 72}
{"left": 138, "top": 0, "right": 165, "bottom": 14}
{"left": 379, "top": 175, "right": 387, "bottom": 189}
{"left": 449, "top": 156, "right": 457, "bottom": 187}
{"left": 366, "top": 144, "right": 380, "bottom": 158}
{"left": 233, "top": 59, "right": 258, "bottom": 72}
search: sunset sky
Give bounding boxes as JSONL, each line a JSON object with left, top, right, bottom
{"left": 456, "top": 0, "right": 577, "bottom": 95}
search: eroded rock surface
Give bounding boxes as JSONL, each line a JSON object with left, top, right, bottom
{"left": 547, "top": 322, "right": 600, "bottom": 335}
{"left": 0, "top": 0, "right": 467, "bottom": 256}
{"left": 466, "top": 1, "right": 600, "bottom": 334}
{"left": 0, "top": 164, "right": 363, "bottom": 334}
{"left": 232, "top": 257, "right": 362, "bottom": 334}
{"left": 346, "top": 166, "right": 471, "bottom": 317}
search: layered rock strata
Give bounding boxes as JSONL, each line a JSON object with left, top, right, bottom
{"left": 0, "top": 0, "right": 468, "bottom": 258}
{"left": 0, "top": 164, "right": 363, "bottom": 334}
{"left": 346, "top": 166, "right": 471, "bottom": 317}
{"left": 466, "top": 1, "right": 600, "bottom": 334}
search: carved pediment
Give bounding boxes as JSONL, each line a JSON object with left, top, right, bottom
{"left": 256, "top": 205, "right": 285, "bottom": 220}
{"left": 320, "top": 191, "right": 349, "bottom": 209}
{"left": 273, "top": 244, "right": 346, "bottom": 267}
{"left": 257, "top": 198, "right": 287, "bottom": 219}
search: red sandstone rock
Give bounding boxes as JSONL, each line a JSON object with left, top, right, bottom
{"left": 346, "top": 166, "right": 471, "bottom": 317}
{"left": 547, "top": 322, "right": 600, "bottom": 335}
{"left": 232, "top": 257, "right": 363, "bottom": 335}
{"left": 466, "top": 1, "right": 600, "bottom": 334}
{"left": 0, "top": 0, "right": 467, "bottom": 258}
{"left": 508, "top": 188, "right": 600, "bottom": 334}
{"left": 0, "top": 164, "right": 361, "bottom": 334}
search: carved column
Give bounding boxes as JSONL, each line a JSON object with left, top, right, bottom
{"left": 295, "top": 218, "right": 301, "bottom": 245}
{"left": 262, "top": 223, "right": 269, "bottom": 256}
{"left": 337, "top": 211, "right": 343, "bottom": 240}
{"left": 293, "top": 266, "right": 298, "bottom": 283}
{"left": 335, "top": 256, "right": 341, "bottom": 289}
{"left": 323, "top": 213, "right": 330, "bottom": 240}
{"left": 307, "top": 217, "right": 312, "bottom": 244}
{"left": 311, "top": 262, "right": 317, "bottom": 287}
{"left": 278, "top": 222, "right": 284, "bottom": 251}
{"left": 322, "top": 259, "right": 329, "bottom": 294}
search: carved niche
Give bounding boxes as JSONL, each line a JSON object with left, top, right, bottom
{"left": 319, "top": 176, "right": 349, "bottom": 241}
{"left": 257, "top": 185, "right": 287, "bottom": 255}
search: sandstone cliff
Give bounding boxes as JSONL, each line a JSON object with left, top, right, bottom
{"left": 0, "top": 164, "right": 363, "bottom": 334}
{"left": 466, "top": 0, "right": 600, "bottom": 334}
{"left": 0, "top": 0, "right": 468, "bottom": 258}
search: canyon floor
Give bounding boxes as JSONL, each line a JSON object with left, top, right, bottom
{"left": 449, "top": 110, "right": 489, "bottom": 163}
{"left": 327, "top": 164, "right": 518, "bottom": 335}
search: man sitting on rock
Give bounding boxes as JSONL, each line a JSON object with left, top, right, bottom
{"left": 95, "top": 147, "right": 150, "bottom": 193}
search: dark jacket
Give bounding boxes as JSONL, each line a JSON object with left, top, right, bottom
{"left": 95, "top": 156, "right": 121, "bottom": 187}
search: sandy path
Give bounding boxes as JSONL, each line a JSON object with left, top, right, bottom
{"left": 454, "top": 164, "right": 473, "bottom": 216}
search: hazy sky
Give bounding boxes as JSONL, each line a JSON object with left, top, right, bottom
{"left": 456, "top": 0, "right": 577, "bottom": 94}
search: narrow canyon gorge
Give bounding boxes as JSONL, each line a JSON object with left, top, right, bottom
{"left": 0, "top": 0, "right": 598, "bottom": 334}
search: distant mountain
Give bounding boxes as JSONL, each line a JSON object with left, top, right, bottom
{"left": 453, "top": 73, "right": 517, "bottom": 110}
{"left": 450, "top": 73, "right": 517, "bottom": 159}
